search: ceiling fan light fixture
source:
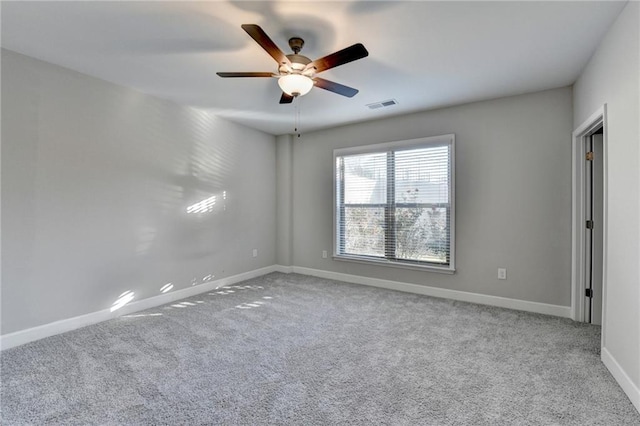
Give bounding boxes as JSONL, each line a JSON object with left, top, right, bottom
{"left": 278, "top": 74, "right": 314, "bottom": 97}
{"left": 218, "top": 25, "right": 367, "bottom": 103}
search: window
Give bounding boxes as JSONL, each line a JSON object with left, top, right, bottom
{"left": 334, "top": 135, "right": 455, "bottom": 272}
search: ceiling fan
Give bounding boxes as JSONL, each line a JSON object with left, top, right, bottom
{"left": 217, "top": 24, "right": 369, "bottom": 104}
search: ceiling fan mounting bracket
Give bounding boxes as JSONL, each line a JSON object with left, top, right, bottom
{"left": 288, "top": 37, "right": 305, "bottom": 54}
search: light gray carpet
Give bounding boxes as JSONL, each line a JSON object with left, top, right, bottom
{"left": 1, "top": 273, "right": 639, "bottom": 425}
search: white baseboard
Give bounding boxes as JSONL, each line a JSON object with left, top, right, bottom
{"left": 602, "top": 347, "right": 640, "bottom": 413}
{"left": 273, "top": 264, "right": 294, "bottom": 273}
{"left": 0, "top": 264, "right": 574, "bottom": 350}
{"left": 0, "top": 265, "right": 280, "bottom": 351}
{"left": 290, "top": 266, "right": 572, "bottom": 318}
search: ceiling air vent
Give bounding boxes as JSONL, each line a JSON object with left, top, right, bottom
{"left": 367, "top": 99, "right": 398, "bottom": 110}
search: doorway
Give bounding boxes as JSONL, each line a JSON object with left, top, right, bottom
{"left": 571, "top": 106, "right": 607, "bottom": 328}
{"left": 584, "top": 128, "right": 603, "bottom": 325}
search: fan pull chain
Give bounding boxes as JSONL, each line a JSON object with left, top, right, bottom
{"left": 294, "top": 98, "right": 301, "bottom": 138}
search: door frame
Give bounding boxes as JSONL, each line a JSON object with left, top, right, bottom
{"left": 571, "top": 105, "right": 608, "bottom": 335}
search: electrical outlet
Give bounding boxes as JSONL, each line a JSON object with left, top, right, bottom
{"left": 322, "top": 250, "right": 328, "bottom": 259}
{"left": 252, "top": 249, "right": 258, "bottom": 258}
{"left": 498, "top": 268, "right": 507, "bottom": 280}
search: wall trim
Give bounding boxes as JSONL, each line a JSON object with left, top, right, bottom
{"left": 0, "top": 265, "right": 280, "bottom": 351}
{"left": 2, "top": 264, "right": 571, "bottom": 351}
{"left": 291, "top": 266, "right": 571, "bottom": 318}
{"left": 571, "top": 105, "right": 608, "bottom": 329}
{"left": 273, "top": 264, "right": 294, "bottom": 273}
{"left": 602, "top": 347, "right": 640, "bottom": 413}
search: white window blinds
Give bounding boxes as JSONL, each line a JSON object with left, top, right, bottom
{"left": 334, "top": 135, "right": 455, "bottom": 272}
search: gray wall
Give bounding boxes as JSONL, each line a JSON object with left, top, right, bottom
{"left": 573, "top": 1, "right": 640, "bottom": 397}
{"left": 285, "top": 87, "right": 573, "bottom": 306}
{"left": 276, "top": 134, "right": 293, "bottom": 266}
{"left": 1, "top": 49, "right": 277, "bottom": 335}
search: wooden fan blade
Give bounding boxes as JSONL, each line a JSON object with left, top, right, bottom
{"left": 216, "top": 72, "right": 274, "bottom": 78}
{"left": 241, "top": 24, "right": 291, "bottom": 66}
{"left": 314, "top": 78, "right": 359, "bottom": 97}
{"left": 279, "top": 93, "right": 294, "bottom": 104}
{"left": 308, "top": 43, "right": 368, "bottom": 74}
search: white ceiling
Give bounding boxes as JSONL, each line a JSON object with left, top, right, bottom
{"left": 1, "top": 1, "right": 626, "bottom": 135}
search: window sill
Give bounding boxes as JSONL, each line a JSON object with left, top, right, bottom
{"left": 333, "top": 255, "right": 455, "bottom": 274}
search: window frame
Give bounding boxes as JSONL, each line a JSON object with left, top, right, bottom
{"left": 333, "top": 134, "right": 456, "bottom": 274}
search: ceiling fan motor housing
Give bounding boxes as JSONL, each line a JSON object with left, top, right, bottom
{"left": 287, "top": 54, "right": 311, "bottom": 69}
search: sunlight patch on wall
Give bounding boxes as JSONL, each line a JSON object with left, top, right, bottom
{"left": 186, "top": 195, "right": 216, "bottom": 214}
{"left": 111, "top": 290, "right": 135, "bottom": 312}
{"left": 160, "top": 283, "right": 174, "bottom": 293}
